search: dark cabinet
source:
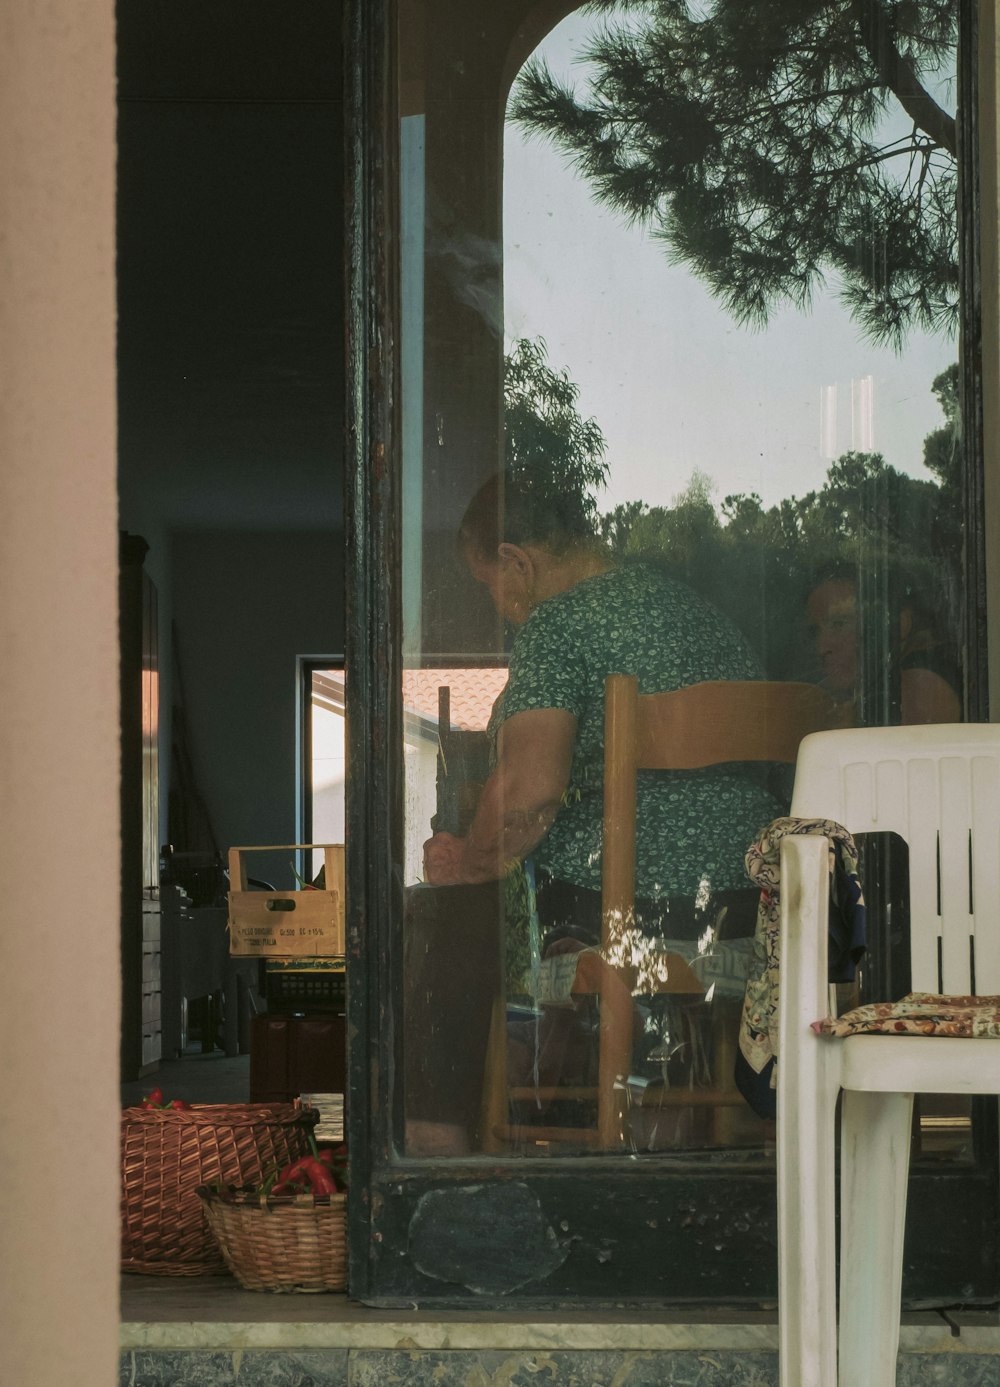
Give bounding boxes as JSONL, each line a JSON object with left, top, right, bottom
{"left": 249, "top": 1014, "right": 346, "bottom": 1103}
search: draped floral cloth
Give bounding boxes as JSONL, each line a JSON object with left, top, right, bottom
{"left": 736, "top": 816, "right": 866, "bottom": 1119}
{"left": 813, "top": 994, "right": 1000, "bottom": 1038}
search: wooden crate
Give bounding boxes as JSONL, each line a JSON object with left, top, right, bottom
{"left": 228, "top": 844, "right": 344, "bottom": 958}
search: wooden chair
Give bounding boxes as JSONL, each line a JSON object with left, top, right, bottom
{"left": 777, "top": 724, "right": 1000, "bottom": 1387}
{"left": 483, "top": 676, "right": 836, "bottom": 1152}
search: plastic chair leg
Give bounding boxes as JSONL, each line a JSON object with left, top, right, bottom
{"left": 778, "top": 835, "right": 838, "bottom": 1387}
{"left": 777, "top": 1077, "right": 839, "bottom": 1387}
{"left": 837, "top": 1089, "right": 913, "bottom": 1387}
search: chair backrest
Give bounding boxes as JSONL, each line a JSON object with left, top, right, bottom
{"left": 790, "top": 724, "right": 1000, "bottom": 995}
{"left": 602, "top": 676, "right": 836, "bottom": 948}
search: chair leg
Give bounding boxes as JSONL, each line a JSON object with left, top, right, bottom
{"left": 838, "top": 1089, "right": 913, "bottom": 1387}
{"left": 573, "top": 951, "right": 633, "bottom": 1148}
{"left": 777, "top": 1066, "right": 839, "bottom": 1387}
{"left": 709, "top": 997, "right": 740, "bottom": 1146}
{"left": 479, "top": 995, "right": 509, "bottom": 1153}
{"left": 777, "top": 836, "right": 839, "bottom": 1387}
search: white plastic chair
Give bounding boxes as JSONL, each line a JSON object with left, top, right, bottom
{"left": 777, "top": 724, "right": 1000, "bottom": 1387}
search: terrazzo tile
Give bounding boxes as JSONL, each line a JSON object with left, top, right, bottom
{"left": 119, "top": 1346, "right": 1000, "bottom": 1387}
{"left": 897, "top": 1357, "right": 1000, "bottom": 1386}
{"left": 346, "top": 1348, "right": 780, "bottom": 1386}
{"left": 118, "top": 1350, "right": 348, "bottom": 1387}
{"left": 120, "top": 1351, "right": 235, "bottom": 1386}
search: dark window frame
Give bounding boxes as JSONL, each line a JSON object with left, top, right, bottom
{"left": 344, "top": 0, "right": 996, "bottom": 1308}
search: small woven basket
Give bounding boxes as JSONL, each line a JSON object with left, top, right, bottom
{"left": 198, "top": 1186, "right": 347, "bottom": 1292}
{"left": 121, "top": 1102, "right": 317, "bottom": 1276}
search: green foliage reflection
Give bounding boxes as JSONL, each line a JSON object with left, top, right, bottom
{"left": 511, "top": 0, "right": 958, "bottom": 349}
{"left": 504, "top": 340, "right": 961, "bottom": 682}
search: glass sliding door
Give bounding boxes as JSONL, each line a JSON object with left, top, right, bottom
{"left": 347, "top": 0, "right": 994, "bottom": 1305}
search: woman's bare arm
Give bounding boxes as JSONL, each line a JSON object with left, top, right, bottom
{"left": 423, "top": 707, "right": 575, "bottom": 885}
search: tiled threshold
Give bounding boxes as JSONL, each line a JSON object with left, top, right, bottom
{"left": 121, "top": 1276, "right": 999, "bottom": 1355}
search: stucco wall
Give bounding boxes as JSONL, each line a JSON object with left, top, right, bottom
{"left": 0, "top": 4, "right": 120, "bottom": 1385}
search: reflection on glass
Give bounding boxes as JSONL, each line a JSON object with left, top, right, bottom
{"left": 806, "top": 567, "right": 961, "bottom": 726}
{"left": 398, "top": 0, "right": 963, "bottom": 1160}
{"left": 310, "top": 669, "right": 347, "bottom": 881}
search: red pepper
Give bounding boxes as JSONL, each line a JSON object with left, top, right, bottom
{"left": 144, "top": 1087, "right": 164, "bottom": 1107}
{"left": 303, "top": 1162, "right": 338, "bottom": 1196}
{"left": 275, "top": 1155, "right": 314, "bottom": 1185}
{"left": 274, "top": 1154, "right": 339, "bottom": 1196}
{"left": 169, "top": 1098, "right": 191, "bottom": 1110}
{"left": 316, "top": 1146, "right": 347, "bottom": 1185}
{"left": 265, "top": 1150, "right": 344, "bottom": 1198}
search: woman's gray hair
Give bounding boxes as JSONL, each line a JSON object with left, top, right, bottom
{"left": 459, "top": 465, "right": 596, "bottom": 559}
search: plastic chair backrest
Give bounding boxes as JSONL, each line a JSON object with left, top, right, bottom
{"left": 790, "top": 724, "right": 1000, "bottom": 996}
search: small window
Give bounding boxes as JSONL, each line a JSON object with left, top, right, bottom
{"left": 303, "top": 662, "right": 346, "bottom": 880}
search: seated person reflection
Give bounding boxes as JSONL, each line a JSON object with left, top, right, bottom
{"left": 806, "top": 569, "right": 960, "bottom": 726}
{"left": 417, "top": 468, "right": 782, "bottom": 1152}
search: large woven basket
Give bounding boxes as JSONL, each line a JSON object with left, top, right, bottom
{"left": 198, "top": 1186, "right": 347, "bottom": 1292}
{"left": 121, "top": 1102, "right": 317, "bottom": 1276}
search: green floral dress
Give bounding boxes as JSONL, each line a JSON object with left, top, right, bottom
{"left": 491, "top": 563, "right": 782, "bottom": 989}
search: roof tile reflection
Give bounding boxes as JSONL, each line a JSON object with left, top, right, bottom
{"left": 401, "top": 667, "right": 508, "bottom": 731}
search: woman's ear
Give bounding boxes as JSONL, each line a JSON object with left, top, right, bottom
{"left": 497, "top": 542, "right": 532, "bottom": 576}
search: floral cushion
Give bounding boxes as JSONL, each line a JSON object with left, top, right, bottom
{"left": 813, "top": 993, "right": 1000, "bottom": 1038}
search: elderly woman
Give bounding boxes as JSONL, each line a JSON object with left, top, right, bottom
{"left": 423, "top": 468, "right": 781, "bottom": 947}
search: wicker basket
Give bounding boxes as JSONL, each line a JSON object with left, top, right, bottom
{"left": 121, "top": 1102, "right": 317, "bottom": 1276}
{"left": 198, "top": 1186, "right": 347, "bottom": 1292}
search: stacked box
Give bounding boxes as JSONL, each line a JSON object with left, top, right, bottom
{"left": 227, "top": 844, "right": 344, "bottom": 958}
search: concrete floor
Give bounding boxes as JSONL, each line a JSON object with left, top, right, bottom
{"left": 121, "top": 1049, "right": 251, "bottom": 1109}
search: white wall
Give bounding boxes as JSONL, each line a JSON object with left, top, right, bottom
{"left": 0, "top": 3, "right": 120, "bottom": 1384}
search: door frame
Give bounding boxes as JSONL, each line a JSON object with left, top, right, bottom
{"left": 344, "top": 0, "right": 998, "bottom": 1308}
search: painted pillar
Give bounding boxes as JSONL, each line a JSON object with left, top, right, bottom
{"left": 0, "top": 3, "right": 120, "bottom": 1383}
